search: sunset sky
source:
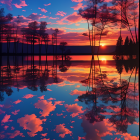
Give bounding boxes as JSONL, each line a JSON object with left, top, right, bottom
{"left": 0, "top": 0, "right": 139, "bottom": 46}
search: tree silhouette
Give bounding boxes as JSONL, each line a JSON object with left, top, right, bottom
{"left": 54, "top": 28, "right": 59, "bottom": 54}
{"left": 59, "top": 42, "right": 67, "bottom": 63}
{"left": 0, "top": 8, "right": 13, "bottom": 54}
{"left": 28, "top": 21, "right": 39, "bottom": 54}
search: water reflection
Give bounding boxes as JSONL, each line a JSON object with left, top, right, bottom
{"left": 0, "top": 55, "right": 139, "bottom": 140}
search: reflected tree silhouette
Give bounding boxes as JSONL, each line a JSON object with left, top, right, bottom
{"left": 78, "top": 53, "right": 138, "bottom": 133}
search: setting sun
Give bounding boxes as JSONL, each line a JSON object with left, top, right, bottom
{"left": 101, "top": 58, "right": 106, "bottom": 61}
{"left": 101, "top": 44, "right": 105, "bottom": 47}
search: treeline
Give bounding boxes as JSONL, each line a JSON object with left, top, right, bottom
{"left": 115, "top": 36, "right": 139, "bottom": 55}
{"left": 0, "top": 8, "right": 68, "bottom": 55}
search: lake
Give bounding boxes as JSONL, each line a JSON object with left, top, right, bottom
{"left": 0, "top": 55, "right": 139, "bottom": 140}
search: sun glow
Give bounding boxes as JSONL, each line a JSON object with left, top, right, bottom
{"left": 101, "top": 44, "right": 105, "bottom": 47}
{"left": 101, "top": 58, "right": 106, "bottom": 61}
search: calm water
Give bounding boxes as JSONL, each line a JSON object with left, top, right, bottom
{"left": 0, "top": 55, "right": 139, "bottom": 140}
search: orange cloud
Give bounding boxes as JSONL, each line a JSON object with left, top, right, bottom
{"left": 38, "top": 95, "right": 45, "bottom": 100}
{"left": 75, "top": 85, "right": 80, "bottom": 88}
{"left": 41, "top": 138, "right": 50, "bottom": 140}
{"left": 1, "top": 114, "right": 13, "bottom": 123}
{"left": 70, "top": 89, "right": 85, "bottom": 95}
{"left": 17, "top": 114, "right": 45, "bottom": 137}
{"left": 34, "top": 100, "right": 56, "bottom": 117}
{"left": 47, "top": 89, "right": 52, "bottom": 91}
{"left": 70, "top": 120, "right": 75, "bottom": 123}
{"left": 11, "top": 110, "right": 20, "bottom": 115}
{"left": 55, "top": 123, "right": 72, "bottom": 138}
{"left": 65, "top": 103, "right": 84, "bottom": 117}
{"left": 23, "top": 94, "right": 36, "bottom": 99}
{"left": 54, "top": 101, "right": 65, "bottom": 106}
{"left": 13, "top": 99, "right": 22, "bottom": 104}
{"left": 78, "top": 136, "right": 85, "bottom": 140}
{"left": 7, "top": 130, "right": 25, "bottom": 138}
{"left": 41, "top": 133, "right": 48, "bottom": 137}
{"left": 116, "top": 132, "right": 139, "bottom": 140}
{"left": 47, "top": 97, "right": 56, "bottom": 100}
{"left": 74, "top": 99, "right": 79, "bottom": 102}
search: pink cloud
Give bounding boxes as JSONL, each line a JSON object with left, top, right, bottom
{"left": 56, "top": 11, "right": 66, "bottom": 16}
{"left": 0, "top": 104, "right": 4, "bottom": 107}
{"left": 11, "top": 110, "right": 20, "bottom": 115}
{"left": 71, "top": 0, "right": 83, "bottom": 2}
{"left": 41, "top": 15, "right": 48, "bottom": 18}
{"left": 65, "top": 103, "right": 84, "bottom": 117}
{"left": 71, "top": 3, "right": 87, "bottom": 10}
{"left": 70, "top": 89, "right": 85, "bottom": 95}
{"left": 11, "top": 126, "right": 15, "bottom": 130}
{"left": 0, "top": 0, "right": 12, "bottom": 10}
{"left": 38, "top": 7, "right": 47, "bottom": 13}
{"left": 70, "top": 126, "right": 74, "bottom": 128}
{"left": 1, "top": 114, "right": 13, "bottom": 123}
{"left": 49, "top": 17, "right": 59, "bottom": 20}
{"left": 27, "top": 13, "right": 42, "bottom": 20}
{"left": 66, "top": 12, "right": 83, "bottom": 23}
{"left": 55, "top": 123, "right": 72, "bottom": 138}
{"left": 13, "top": 0, "right": 28, "bottom": 8}
{"left": 13, "top": 99, "right": 22, "bottom": 104}
{"left": 4, "top": 125, "right": 9, "bottom": 130}
{"left": 44, "top": 3, "right": 51, "bottom": 6}
{"left": 7, "top": 130, "right": 25, "bottom": 138}
{"left": 17, "top": 114, "right": 45, "bottom": 137}
{"left": 56, "top": 12, "right": 83, "bottom": 25}
{"left": 12, "top": 15, "right": 31, "bottom": 23}
{"left": 22, "top": 10, "right": 26, "bottom": 11}
{"left": 23, "top": 94, "right": 35, "bottom": 99}
{"left": 38, "top": 95, "right": 45, "bottom": 100}
{"left": 41, "top": 138, "right": 50, "bottom": 140}
{"left": 0, "top": 109, "right": 5, "bottom": 114}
